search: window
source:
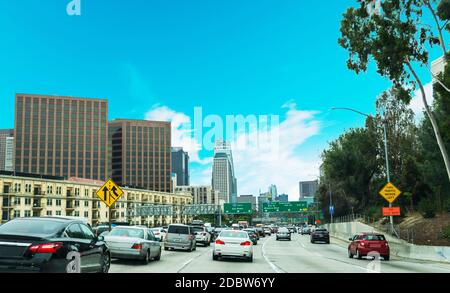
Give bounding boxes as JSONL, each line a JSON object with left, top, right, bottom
{"left": 74, "top": 211, "right": 80, "bottom": 217}
{"left": 13, "top": 210, "right": 21, "bottom": 218}
{"left": 14, "top": 197, "right": 21, "bottom": 205}
{"left": 24, "top": 210, "right": 31, "bottom": 217}
{"left": 74, "top": 200, "right": 80, "bottom": 207}
{"left": 84, "top": 211, "right": 89, "bottom": 218}
{"left": 75, "top": 188, "right": 80, "bottom": 196}
{"left": 14, "top": 183, "right": 21, "bottom": 193}
{"left": 80, "top": 224, "right": 95, "bottom": 240}
{"left": 47, "top": 186, "right": 53, "bottom": 195}
{"left": 65, "top": 224, "right": 84, "bottom": 239}
{"left": 56, "top": 199, "right": 62, "bottom": 206}
{"left": 46, "top": 211, "right": 52, "bottom": 216}
{"left": 46, "top": 199, "right": 53, "bottom": 206}
{"left": 25, "top": 198, "right": 31, "bottom": 205}
{"left": 56, "top": 211, "right": 62, "bottom": 216}
{"left": 84, "top": 201, "right": 89, "bottom": 207}
{"left": 56, "top": 186, "right": 62, "bottom": 195}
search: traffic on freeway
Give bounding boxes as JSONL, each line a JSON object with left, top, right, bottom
{"left": 2, "top": 217, "right": 449, "bottom": 273}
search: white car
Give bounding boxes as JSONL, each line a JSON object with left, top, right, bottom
{"left": 213, "top": 230, "right": 253, "bottom": 262}
{"left": 150, "top": 227, "right": 167, "bottom": 242}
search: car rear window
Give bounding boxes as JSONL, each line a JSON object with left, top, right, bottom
{"left": 279, "top": 228, "right": 289, "bottom": 232}
{"left": 168, "top": 225, "right": 189, "bottom": 234}
{"left": 0, "top": 219, "right": 65, "bottom": 237}
{"left": 363, "top": 234, "right": 386, "bottom": 241}
{"left": 192, "top": 227, "right": 204, "bottom": 233}
{"left": 109, "top": 228, "right": 145, "bottom": 238}
{"left": 220, "top": 231, "right": 248, "bottom": 238}
{"left": 315, "top": 229, "right": 327, "bottom": 232}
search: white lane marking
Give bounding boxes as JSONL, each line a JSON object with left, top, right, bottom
{"left": 177, "top": 247, "right": 213, "bottom": 273}
{"left": 261, "top": 237, "right": 286, "bottom": 273}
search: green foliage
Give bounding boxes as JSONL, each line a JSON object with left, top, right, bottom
{"left": 438, "top": 225, "right": 450, "bottom": 240}
{"left": 437, "top": 0, "right": 450, "bottom": 21}
{"left": 417, "top": 198, "right": 437, "bottom": 218}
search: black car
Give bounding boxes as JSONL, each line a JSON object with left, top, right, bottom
{"left": 0, "top": 217, "right": 111, "bottom": 273}
{"left": 310, "top": 228, "right": 330, "bottom": 244}
{"left": 255, "top": 227, "right": 265, "bottom": 237}
{"left": 243, "top": 229, "right": 259, "bottom": 245}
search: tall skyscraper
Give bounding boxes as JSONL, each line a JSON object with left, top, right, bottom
{"left": 5, "top": 137, "right": 14, "bottom": 172}
{"left": 268, "top": 184, "right": 277, "bottom": 201}
{"left": 109, "top": 119, "right": 172, "bottom": 192}
{"left": 237, "top": 194, "right": 257, "bottom": 211}
{"left": 212, "top": 141, "right": 237, "bottom": 203}
{"left": 14, "top": 94, "right": 108, "bottom": 180}
{"left": 171, "top": 147, "right": 189, "bottom": 186}
{"left": 0, "top": 129, "right": 14, "bottom": 171}
{"left": 299, "top": 180, "right": 319, "bottom": 199}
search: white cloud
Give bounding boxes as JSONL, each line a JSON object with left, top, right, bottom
{"left": 144, "top": 105, "right": 210, "bottom": 165}
{"left": 410, "top": 82, "right": 433, "bottom": 119}
{"left": 145, "top": 102, "right": 322, "bottom": 201}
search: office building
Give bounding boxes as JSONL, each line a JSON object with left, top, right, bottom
{"left": 275, "top": 193, "right": 288, "bottom": 202}
{"left": 299, "top": 180, "right": 319, "bottom": 199}
{"left": 237, "top": 194, "right": 257, "bottom": 211}
{"left": 175, "top": 185, "right": 219, "bottom": 205}
{"left": 0, "top": 173, "right": 192, "bottom": 226}
{"left": 171, "top": 147, "right": 189, "bottom": 186}
{"left": 0, "top": 129, "right": 14, "bottom": 171}
{"left": 14, "top": 94, "right": 108, "bottom": 180}
{"left": 212, "top": 141, "right": 237, "bottom": 203}
{"left": 109, "top": 119, "right": 172, "bottom": 193}
{"left": 268, "top": 184, "right": 277, "bottom": 201}
{"left": 258, "top": 192, "right": 270, "bottom": 213}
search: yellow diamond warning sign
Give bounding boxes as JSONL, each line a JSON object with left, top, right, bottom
{"left": 96, "top": 179, "right": 124, "bottom": 207}
{"left": 379, "top": 182, "right": 401, "bottom": 203}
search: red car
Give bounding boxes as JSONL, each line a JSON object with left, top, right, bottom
{"left": 348, "top": 232, "right": 390, "bottom": 261}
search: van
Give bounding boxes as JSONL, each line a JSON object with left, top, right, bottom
{"left": 164, "top": 224, "right": 197, "bottom": 252}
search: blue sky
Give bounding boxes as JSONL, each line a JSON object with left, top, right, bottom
{"left": 0, "top": 0, "right": 442, "bottom": 199}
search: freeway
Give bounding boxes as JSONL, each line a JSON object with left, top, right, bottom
{"left": 109, "top": 233, "right": 450, "bottom": 273}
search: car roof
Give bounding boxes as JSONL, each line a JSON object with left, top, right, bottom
{"left": 113, "top": 225, "right": 146, "bottom": 230}
{"left": 18, "top": 216, "right": 86, "bottom": 224}
{"left": 360, "top": 232, "right": 384, "bottom": 235}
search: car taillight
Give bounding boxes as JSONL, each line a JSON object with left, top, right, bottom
{"left": 155, "top": 232, "right": 160, "bottom": 235}
{"left": 360, "top": 242, "right": 365, "bottom": 246}
{"left": 240, "top": 241, "right": 251, "bottom": 246}
{"left": 28, "top": 242, "right": 63, "bottom": 254}
{"left": 131, "top": 243, "right": 143, "bottom": 250}
{"left": 215, "top": 239, "right": 225, "bottom": 245}
{"left": 385, "top": 243, "right": 389, "bottom": 247}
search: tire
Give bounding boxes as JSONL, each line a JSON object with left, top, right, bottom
{"left": 164, "top": 246, "right": 169, "bottom": 251}
{"left": 212, "top": 253, "right": 219, "bottom": 261}
{"left": 154, "top": 248, "right": 161, "bottom": 261}
{"left": 289, "top": 238, "right": 291, "bottom": 241}
{"left": 326, "top": 240, "right": 330, "bottom": 244}
{"left": 99, "top": 252, "right": 111, "bottom": 273}
{"left": 384, "top": 255, "right": 390, "bottom": 261}
{"left": 348, "top": 249, "right": 353, "bottom": 259}
{"left": 247, "top": 254, "right": 253, "bottom": 262}
{"left": 276, "top": 237, "right": 279, "bottom": 241}
{"left": 142, "top": 250, "right": 150, "bottom": 264}
{"left": 356, "top": 249, "right": 362, "bottom": 259}
{"left": 311, "top": 239, "right": 314, "bottom": 244}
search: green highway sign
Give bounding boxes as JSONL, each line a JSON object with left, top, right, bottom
{"left": 262, "top": 201, "right": 308, "bottom": 213}
{"left": 224, "top": 203, "right": 252, "bottom": 215}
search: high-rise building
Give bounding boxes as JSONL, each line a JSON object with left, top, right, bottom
{"left": 175, "top": 185, "right": 219, "bottom": 205}
{"left": 14, "top": 94, "right": 108, "bottom": 180}
{"left": 268, "top": 184, "right": 277, "bottom": 201}
{"left": 299, "top": 180, "right": 319, "bottom": 199}
{"left": 171, "top": 147, "right": 189, "bottom": 186}
{"left": 0, "top": 129, "right": 14, "bottom": 171}
{"left": 258, "top": 192, "right": 270, "bottom": 213}
{"left": 5, "top": 137, "right": 14, "bottom": 172}
{"left": 109, "top": 119, "right": 172, "bottom": 192}
{"left": 237, "top": 194, "right": 257, "bottom": 211}
{"left": 275, "top": 194, "right": 288, "bottom": 202}
{"left": 212, "top": 141, "right": 237, "bottom": 203}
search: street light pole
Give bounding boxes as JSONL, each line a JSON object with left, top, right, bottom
{"left": 331, "top": 107, "right": 395, "bottom": 235}
{"left": 329, "top": 183, "right": 333, "bottom": 224}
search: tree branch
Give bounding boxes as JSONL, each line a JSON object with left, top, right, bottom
{"left": 424, "top": 0, "right": 447, "bottom": 53}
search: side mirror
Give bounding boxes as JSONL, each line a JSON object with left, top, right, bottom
{"left": 97, "top": 235, "right": 105, "bottom": 242}
{"left": 348, "top": 237, "right": 353, "bottom": 241}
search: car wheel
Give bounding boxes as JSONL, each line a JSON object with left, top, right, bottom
{"left": 348, "top": 249, "right": 353, "bottom": 259}
{"left": 356, "top": 249, "right": 362, "bottom": 259}
{"left": 154, "top": 248, "right": 161, "bottom": 261}
{"left": 384, "top": 255, "right": 390, "bottom": 261}
{"left": 164, "top": 246, "right": 169, "bottom": 251}
{"left": 248, "top": 254, "right": 253, "bottom": 262}
{"left": 212, "top": 253, "right": 219, "bottom": 261}
{"left": 311, "top": 239, "right": 314, "bottom": 243}
{"left": 142, "top": 250, "right": 150, "bottom": 264}
{"left": 99, "top": 252, "right": 111, "bottom": 273}
{"left": 276, "top": 237, "right": 279, "bottom": 241}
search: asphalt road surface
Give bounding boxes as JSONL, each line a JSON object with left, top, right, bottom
{"left": 109, "top": 233, "right": 450, "bottom": 273}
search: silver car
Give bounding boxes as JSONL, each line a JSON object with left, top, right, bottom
{"left": 104, "top": 226, "right": 162, "bottom": 263}
{"left": 164, "top": 224, "right": 196, "bottom": 252}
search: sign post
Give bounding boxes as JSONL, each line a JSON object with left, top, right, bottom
{"left": 379, "top": 182, "right": 401, "bottom": 235}
{"left": 96, "top": 179, "right": 124, "bottom": 230}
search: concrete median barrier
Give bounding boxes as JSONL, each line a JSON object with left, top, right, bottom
{"left": 325, "top": 222, "right": 450, "bottom": 263}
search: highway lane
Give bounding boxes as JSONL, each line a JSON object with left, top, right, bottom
{"left": 109, "top": 233, "right": 450, "bottom": 273}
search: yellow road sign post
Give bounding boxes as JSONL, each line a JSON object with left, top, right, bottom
{"left": 96, "top": 179, "right": 124, "bottom": 230}
{"left": 379, "top": 182, "right": 401, "bottom": 204}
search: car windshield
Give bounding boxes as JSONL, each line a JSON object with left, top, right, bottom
{"left": 220, "top": 231, "right": 248, "bottom": 238}
{"left": 315, "top": 229, "right": 327, "bottom": 232}
{"left": 109, "top": 228, "right": 145, "bottom": 238}
{"left": 168, "top": 225, "right": 189, "bottom": 234}
{"left": 0, "top": 219, "right": 65, "bottom": 237}
{"left": 363, "top": 234, "right": 386, "bottom": 241}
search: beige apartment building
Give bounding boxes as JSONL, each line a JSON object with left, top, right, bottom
{"left": 0, "top": 174, "right": 192, "bottom": 226}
